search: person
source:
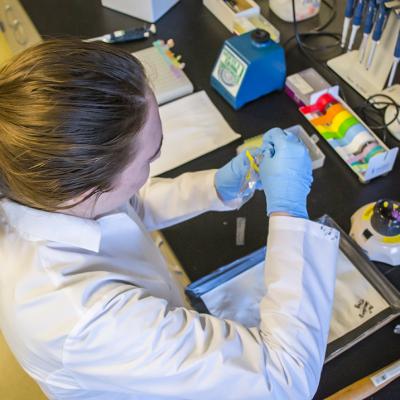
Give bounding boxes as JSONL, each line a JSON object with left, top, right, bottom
{"left": 0, "top": 39, "right": 339, "bottom": 400}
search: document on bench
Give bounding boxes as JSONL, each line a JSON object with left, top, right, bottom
{"left": 150, "top": 91, "right": 241, "bottom": 177}
{"left": 199, "top": 249, "right": 389, "bottom": 344}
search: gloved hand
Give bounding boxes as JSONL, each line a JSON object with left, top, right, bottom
{"left": 215, "top": 150, "right": 261, "bottom": 203}
{"left": 259, "top": 128, "right": 313, "bottom": 218}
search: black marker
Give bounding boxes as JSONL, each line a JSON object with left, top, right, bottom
{"left": 85, "top": 24, "right": 156, "bottom": 44}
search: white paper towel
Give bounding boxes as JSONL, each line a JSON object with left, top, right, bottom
{"left": 150, "top": 91, "right": 241, "bottom": 177}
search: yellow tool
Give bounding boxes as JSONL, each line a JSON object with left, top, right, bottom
{"left": 326, "top": 359, "right": 400, "bottom": 400}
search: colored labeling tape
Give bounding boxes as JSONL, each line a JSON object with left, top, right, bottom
{"left": 337, "top": 123, "right": 366, "bottom": 146}
{"left": 310, "top": 103, "right": 345, "bottom": 126}
{"left": 300, "top": 93, "right": 338, "bottom": 114}
{"left": 338, "top": 116, "right": 360, "bottom": 138}
{"left": 341, "top": 131, "right": 375, "bottom": 154}
{"left": 348, "top": 142, "right": 378, "bottom": 163}
{"left": 364, "top": 145, "right": 385, "bottom": 163}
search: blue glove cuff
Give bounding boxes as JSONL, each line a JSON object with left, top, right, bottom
{"left": 265, "top": 176, "right": 310, "bottom": 219}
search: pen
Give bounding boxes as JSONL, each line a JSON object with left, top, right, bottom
{"left": 359, "top": 0, "right": 377, "bottom": 62}
{"left": 85, "top": 24, "right": 156, "bottom": 44}
{"left": 348, "top": 0, "right": 366, "bottom": 51}
{"left": 366, "top": 1, "right": 390, "bottom": 69}
{"left": 342, "top": 0, "right": 355, "bottom": 48}
{"left": 387, "top": 27, "right": 400, "bottom": 87}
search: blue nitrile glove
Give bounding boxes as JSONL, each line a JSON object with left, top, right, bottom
{"left": 259, "top": 128, "right": 313, "bottom": 218}
{"left": 215, "top": 149, "right": 261, "bottom": 202}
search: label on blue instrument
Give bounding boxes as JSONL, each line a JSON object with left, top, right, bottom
{"left": 212, "top": 45, "right": 247, "bottom": 98}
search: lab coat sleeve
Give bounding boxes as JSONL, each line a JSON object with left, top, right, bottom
{"left": 63, "top": 217, "right": 339, "bottom": 400}
{"left": 133, "top": 169, "right": 240, "bottom": 231}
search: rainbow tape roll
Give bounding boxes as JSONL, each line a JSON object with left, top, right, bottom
{"left": 316, "top": 114, "right": 358, "bottom": 140}
{"left": 317, "top": 126, "right": 341, "bottom": 140}
{"left": 341, "top": 132, "right": 375, "bottom": 154}
{"left": 328, "top": 127, "right": 370, "bottom": 148}
{"left": 337, "top": 116, "right": 359, "bottom": 138}
{"left": 347, "top": 142, "right": 380, "bottom": 163}
{"left": 351, "top": 161, "right": 369, "bottom": 173}
{"left": 300, "top": 93, "right": 338, "bottom": 114}
{"left": 316, "top": 113, "right": 359, "bottom": 140}
{"left": 336, "top": 123, "right": 366, "bottom": 146}
{"left": 330, "top": 110, "right": 354, "bottom": 132}
{"left": 364, "top": 145, "right": 385, "bottom": 163}
{"left": 310, "top": 103, "right": 345, "bottom": 126}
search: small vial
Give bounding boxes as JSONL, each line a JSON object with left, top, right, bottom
{"left": 238, "top": 150, "right": 262, "bottom": 201}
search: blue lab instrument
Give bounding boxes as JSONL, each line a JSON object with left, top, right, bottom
{"left": 366, "top": 1, "right": 390, "bottom": 69}
{"left": 342, "top": 0, "right": 355, "bottom": 48}
{"left": 359, "top": 0, "right": 377, "bottom": 62}
{"left": 211, "top": 29, "right": 286, "bottom": 110}
{"left": 348, "top": 0, "right": 366, "bottom": 51}
{"left": 388, "top": 28, "right": 400, "bottom": 87}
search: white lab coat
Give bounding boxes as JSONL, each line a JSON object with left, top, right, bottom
{"left": 0, "top": 170, "right": 339, "bottom": 400}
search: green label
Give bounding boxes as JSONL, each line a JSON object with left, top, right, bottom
{"left": 218, "top": 48, "right": 245, "bottom": 87}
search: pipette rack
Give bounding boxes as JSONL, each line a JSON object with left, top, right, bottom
{"left": 327, "top": 12, "right": 399, "bottom": 99}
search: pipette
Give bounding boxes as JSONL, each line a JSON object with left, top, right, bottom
{"left": 388, "top": 28, "right": 400, "bottom": 87}
{"left": 366, "top": 1, "right": 390, "bottom": 69}
{"left": 348, "top": 0, "right": 366, "bottom": 51}
{"left": 359, "top": 0, "right": 377, "bottom": 61}
{"left": 342, "top": 0, "right": 355, "bottom": 48}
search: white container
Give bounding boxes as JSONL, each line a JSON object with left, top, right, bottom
{"left": 234, "top": 14, "right": 280, "bottom": 42}
{"left": 203, "top": 0, "right": 260, "bottom": 32}
{"left": 269, "top": 0, "right": 321, "bottom": 22}
{"left": 101, "top": 0, "right": 180, "bottom": 23}
{"left": 285, "top": 124, "right": 325, "bottom": 170}
{"left": 236, "top": 124, "right": 325, "bottom": 170}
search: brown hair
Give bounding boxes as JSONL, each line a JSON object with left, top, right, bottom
{"left": 0, "top": 38, "right": 149, "bottom": 211}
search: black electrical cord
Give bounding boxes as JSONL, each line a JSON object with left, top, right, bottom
{"left": 315, "top": 0, "right": 337, "bottom": 32}
{"left": 288, "top": 0, "right": 348, "bottom": 103}
{"left": 283, "top": 0, "right": 341, "bottom": 52}
{"left": 355, "top": 93, "right": 400, "bottom": 143}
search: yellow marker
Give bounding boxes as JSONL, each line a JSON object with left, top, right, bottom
{"left": 246, "top": 150, "right": 260, "bottom": 173}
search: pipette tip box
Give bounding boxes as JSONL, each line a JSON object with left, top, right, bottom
{"left": 203, "top": 0, "right": 260, "bottom": 32}
{"left": 285, "top": 68, "right": 331, "bottom": 107}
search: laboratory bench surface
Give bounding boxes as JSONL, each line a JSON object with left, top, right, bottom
{"left": 13, "top": 0, "right": 400, "bottom": 398}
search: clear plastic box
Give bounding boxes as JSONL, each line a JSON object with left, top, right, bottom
{"left": 285, "top": 68, "right": 331, "bottom": 107}
{"left": 236, "top": 124, "right": 325, "bottom": 170}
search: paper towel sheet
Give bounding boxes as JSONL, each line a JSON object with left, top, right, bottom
{"left": 150, "top": 91, "right": 241, "bottom": 177}
{"left": 201, "top": 250, "right": 389, "bottom": 343}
